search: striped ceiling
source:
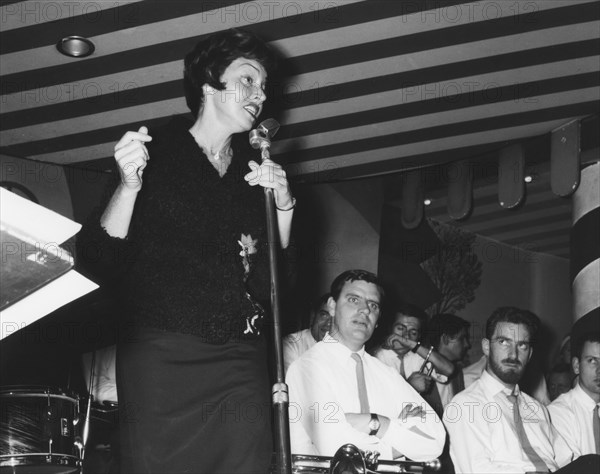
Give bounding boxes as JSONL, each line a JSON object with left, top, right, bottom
{"left": 1, "top": 0, "right": 599, "bottom": 259}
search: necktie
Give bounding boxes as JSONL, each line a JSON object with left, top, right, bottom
{"left": 399, "top": 354, "right": 406, "bottom": 378}
{"left": 351, "top": 353, "right": 370, "bottom": 413}
{"left": 594, "top": 405, "right": 600, "bottom": 454}
{"left": 506, "top": 390, "right": 548, "bottom": 472}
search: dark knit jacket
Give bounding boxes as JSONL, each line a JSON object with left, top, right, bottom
{"left": 79, "top": 116, "right": 285, "bottom": 344}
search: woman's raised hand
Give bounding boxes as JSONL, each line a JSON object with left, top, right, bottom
{"left": 114, "top": 126, "right": 152, "bottom": 193}
{"left": 244, "top": 159, "right": 294, "bottom": 209}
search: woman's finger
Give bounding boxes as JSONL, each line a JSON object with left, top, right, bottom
{"left": 114, "top": 126, "right": 152, "bottom": 152}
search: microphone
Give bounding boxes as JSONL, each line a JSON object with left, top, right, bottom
{"left": 249, "top": 118, "right": 280, "bottom": 152}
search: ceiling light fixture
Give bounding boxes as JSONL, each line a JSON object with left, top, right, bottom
{"left": 424, "top": 198, "right": 432, "bottom": 206}
{"left": 56, "top": 36, "right": 95, "bottom": 58}
{"left": 524, "top": 175, "right": 533, "bottom": 183}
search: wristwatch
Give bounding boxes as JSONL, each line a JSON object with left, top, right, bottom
{"left": 368, "top": 413, "right": 380, "bottom": 436}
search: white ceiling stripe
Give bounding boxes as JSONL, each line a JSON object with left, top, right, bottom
{"left": 0, "top": 0, "right": 145, "bottom": 32}
{"left": 271, "top": 87, "right": 600, "bottom": 153}
{"left": 286, "top": 116, "right": 586, "bottom": 176}
{"left": 4, "top": 19, "right": 597, "bottom": 114}
{"left": 0, "top": 0, "right": 363, "bottom": 75}
{"left": 1, "top": 97, "right": 186, "bottom": 146}
{"left": 278, "top": 57, "right": 600, "bottom": 127}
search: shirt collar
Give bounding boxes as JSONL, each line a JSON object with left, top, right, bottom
{"left": 322, "top": 332, "right": 366, "bottom": 359}
{"left": 573, "top": 381, "right": 599, "bottom": 409}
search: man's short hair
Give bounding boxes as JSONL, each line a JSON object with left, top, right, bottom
{"left": 309, "top": 293, "right": 331, "bottom": 325}
{"left": 573, "top": 332, "right": 600, "bottom": 360}
{"left": 485, "top": 306, "right": 540, "bottom": 342}
{"left": 329, "top": 270, "right": 384, "bottom": 302}
{"left": 427, "top": 313, "right": 471, "bottom": 349}
{"left": 388, "top": 302, "right": 428, "bottom": 332}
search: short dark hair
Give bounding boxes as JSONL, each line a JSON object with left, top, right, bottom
{"left": 428, "top": 313, "right": 471, "bottom": 349}
{"left": 330, "top": 270, "right": 384, "bottom": 303}
{"left": 485, "top": 306, "right": 540, "bottom": 342}
{"left": 309, "top": 293, "right": 331, "bottom": 325}
{"left": 183, "top": 28, "right": 278, "bottom": 117}
{"left": 389, "top": 302, "right": 428, "bottom": 332}
{"left": 573, "top": 332, "right": 600, "bottom": 360}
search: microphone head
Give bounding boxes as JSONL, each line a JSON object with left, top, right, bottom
{"left": 249, "top": 118, "right": 280, "bottom": 149}
{"left": 258, "top": 118, "right": 280, "bottom": 138}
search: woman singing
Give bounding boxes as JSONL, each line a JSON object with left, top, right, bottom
{"left": 81, "top": 28, "right": 294, "bottom": 473}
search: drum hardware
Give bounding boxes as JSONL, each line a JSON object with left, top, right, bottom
{"left": 0, "top": 386, "right": 82, "bottom": 473}
{"left": 292, "top": 444, "right": 441, "bottom": 474}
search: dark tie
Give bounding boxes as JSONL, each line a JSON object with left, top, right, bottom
{"left": 507, "top": 390, "right": 548, "bottom": 472}
{"left": 351, "top": 353, "right": 370, "bottom": 413}
{"left": 594, "top": 404, "right": 600, "bottom": 454}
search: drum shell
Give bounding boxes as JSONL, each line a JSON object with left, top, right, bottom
{"left": 0, "top": 386, "right": 81, "bottom": 472}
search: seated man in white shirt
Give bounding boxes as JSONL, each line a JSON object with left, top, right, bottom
{"left": 287, "top": 269, "right": 446, "bottom": 462}
{"left": 373, "top": 303, "right": 455, "bottom": 396}
{"left": 444, "top": 306, "right": 595, "bottom": 474}
{"left": 283, "top": 294, "right": 331, "bottom": 373}
{"left": 548, "top": 330, "right": 600, "bottom": 460}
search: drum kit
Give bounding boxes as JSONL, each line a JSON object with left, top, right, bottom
{"left": 0, "top": 386, "right": 83, "bottom": 473}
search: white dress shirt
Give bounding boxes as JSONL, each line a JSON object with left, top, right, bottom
{"left": 283, "top": 328, "right": 318, "bottom": 373}
{"left": 287, "top": 334, "right": 446, "bottom": 461}
{"left": 82, "top": 345, "right": 117, "bottom": 403}
{"left": 444, "top": 370, "right": 573, "bottom": 473}
{"left": 374, "top": 347, "right": 423, "bottom": 378}
{"left": 548, "top": 382, "right": 599, "bottom": 458}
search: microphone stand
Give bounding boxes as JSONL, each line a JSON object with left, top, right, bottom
{"left": 250, "top": 121, "right": 292, "bottom": 474}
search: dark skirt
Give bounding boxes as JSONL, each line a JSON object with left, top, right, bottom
{"left": 116, "top": 326, "right": 273, "bottom": 474}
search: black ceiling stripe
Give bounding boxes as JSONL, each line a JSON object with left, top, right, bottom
{"left": 0, "top": 0, "right": 246, "bottom": 55}
{"left": 504, "top": 228, "right": 570, "bottom": 247}
{"left": 283, "top": 1, "right": 600, "bottom": 76}
{"left": 277, "top": 101, "right": 599, "bottom": 164}
{"left": 276, "top": 72, "right": 599, "bottom": 140}
{"left": 282, "top": 38, "right": 600, "bottom": 110}
{"left": 2, "top": 100, "right": 597, "bottom": 163}
{"left": 290, "top": 140, "right": 522, "bottom": 182}
{"left": 2, "top": 68, "right": 596, "bottom": 133}
{"left": 2, "top": 2, "right": 596, "bottom": 95}
{"left": 1, "top": 80, "right": 184, "bottom": 130}
{"left": 0, "top": 0, "right": 461, "bottom": 88}
{"left": 0, "top": 0, "right": 472, "bottom": 55}
{"left": 0, "top": 114, "right": 187, "bottom": 157}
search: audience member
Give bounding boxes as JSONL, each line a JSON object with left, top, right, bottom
{"left": 547, "top": 362, "right": 574, "bottom": 402}
{"left": 422, "top": 313, "right": 471, "bottom": 417}
{"left": 548, "top": 332, "right": 600, "bottom": 459}
{"left": 283, "top": 294, "right": 331, "bottom": 373}
{"left": 463, "top": 353, "right": 551, "bottom": 405}
{"left": 373, "top": 303, "right": 454, "bottom": 395}
{"left": 287, "top": 270, "right": 445, "bottom": 461}
{"left": 444, "top": 307, "right": 574, "bottom": 473}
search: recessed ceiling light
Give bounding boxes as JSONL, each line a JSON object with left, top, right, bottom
{"left": 524, "top": 175, "right": 533, "bottom": 183}
{"left": 424, "top": 198, "right": 432, "bottom": 206}
{"left": 56, "top": 36, "right": 95, "bottom": 58}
